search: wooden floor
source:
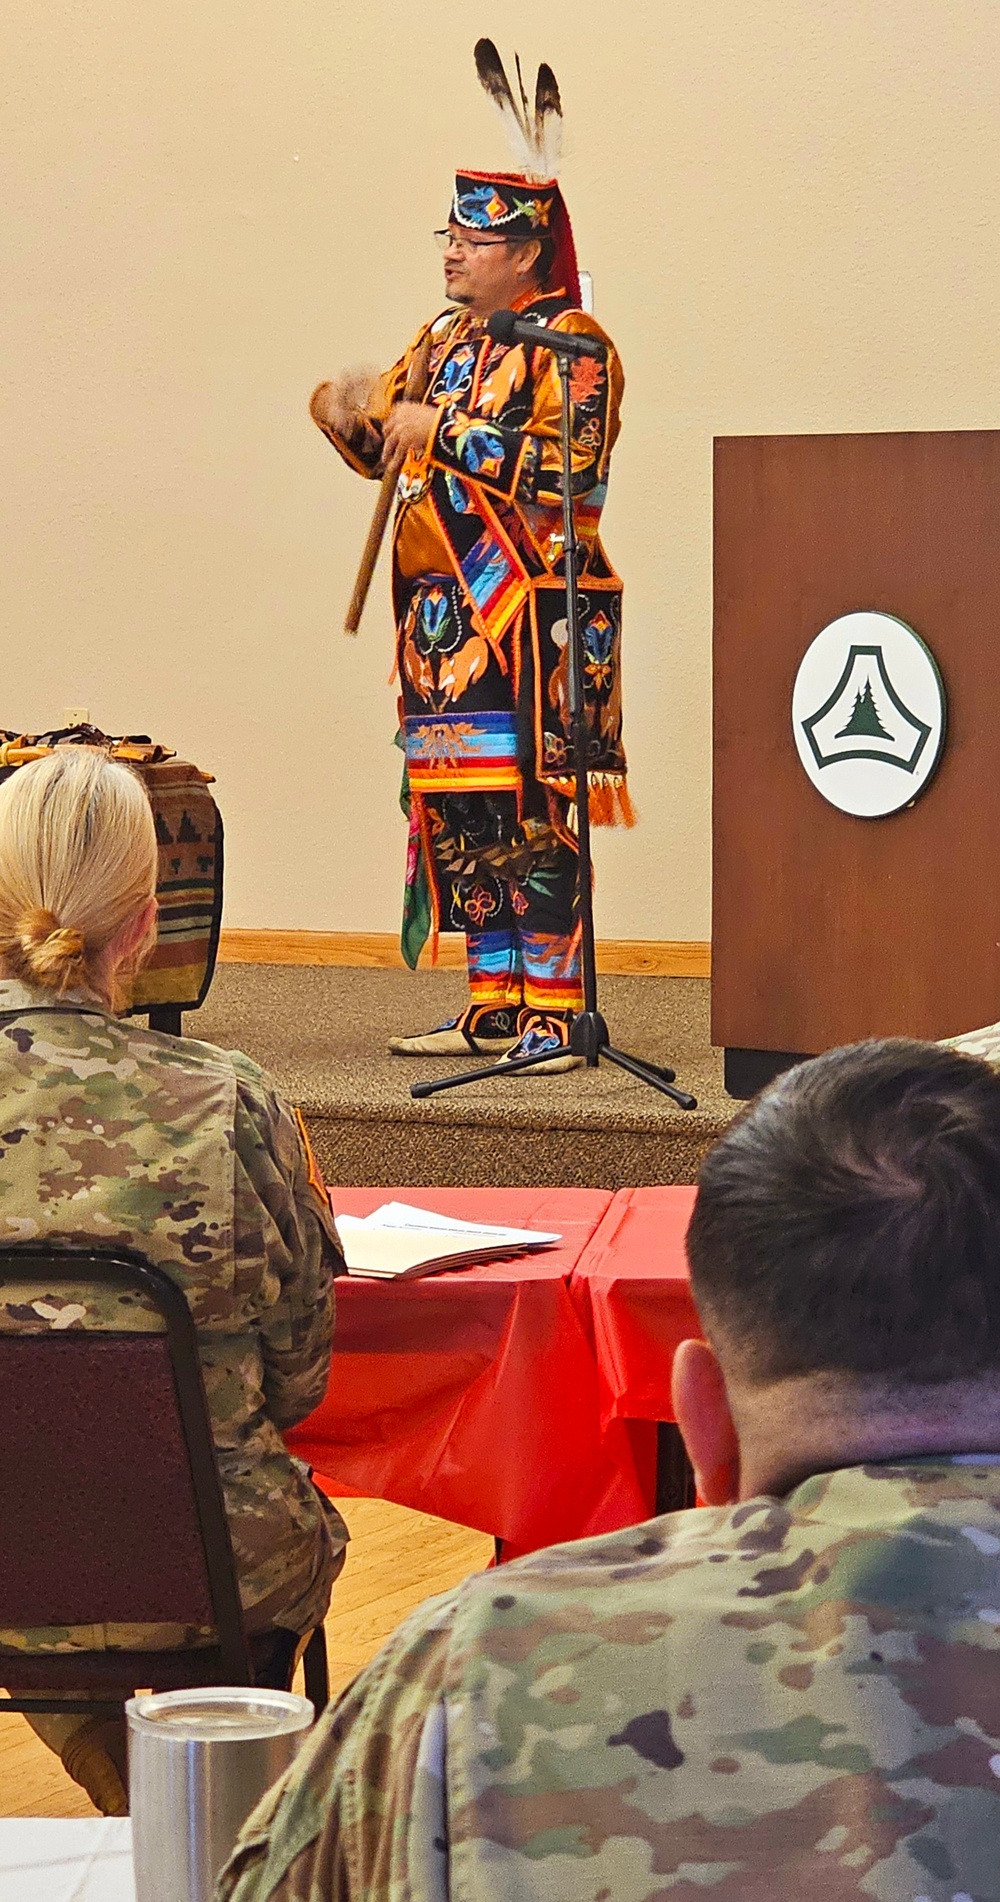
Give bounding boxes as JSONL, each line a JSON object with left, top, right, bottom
{"left": 0, "top": 1498, "right": 492, "bottom": 1817}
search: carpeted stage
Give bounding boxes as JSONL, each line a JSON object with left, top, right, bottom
{"left": 191, "top": 965, "right": 735, "bottom": 1188}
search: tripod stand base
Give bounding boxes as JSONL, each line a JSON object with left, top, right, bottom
{"left": 412, "top": 1010, "right": 697, "bottom": 1108}
{"left": 571, "top": 1010, "right": 614, "bottom": 1066}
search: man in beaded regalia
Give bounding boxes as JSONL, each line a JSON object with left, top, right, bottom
{"left": 310, "top": 43, "right": 631, "bottom": 1074}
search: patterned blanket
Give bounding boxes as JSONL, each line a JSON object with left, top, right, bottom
{"left": 0, "top": 731, "right": 223, "bottom": 1014}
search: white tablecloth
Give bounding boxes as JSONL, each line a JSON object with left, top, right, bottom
{"left": 0, "top": 1818, "right": 134, "bottom": 1901}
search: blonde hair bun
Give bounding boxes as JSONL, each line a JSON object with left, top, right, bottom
{"left": 15, "top": 908, "right": 88, "bottom": 991}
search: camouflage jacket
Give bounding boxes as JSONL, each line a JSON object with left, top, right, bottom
{"left": 0, "top": 979, "right": 346, "bottom": 1651}
{"left": 942, "top": 1020, "right": 1000, "bottom": 1064}
{"left": 219, "top": 1457, "right": 1000, "bottom": 1902}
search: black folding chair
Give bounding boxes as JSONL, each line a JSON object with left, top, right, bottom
{"left": 655, "top": 1422, "right": 698, "bottom": 1514}
{"left": 0, "top": 1247, "right": 328, "bottom": 1719}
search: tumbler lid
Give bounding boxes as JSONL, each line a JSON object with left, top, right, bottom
{"left": 126, "top": 1686, "right": 313, "bottom": 1742}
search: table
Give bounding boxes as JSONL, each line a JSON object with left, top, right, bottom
{"left": 0, "top": 1818, "right": 133, "bottom": 1901}
{"left": 571, "top": 1186, "right": 700, "bottom": 1426}
{"left": 287, "top": 1187, "right": 651, "bottom": 1558}
{"left": 572, "top": 1187, "right": 701, "bottom": 1511}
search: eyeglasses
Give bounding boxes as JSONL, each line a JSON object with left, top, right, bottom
{"left": 433, "top": 229, "right": 515, "bottom": 256}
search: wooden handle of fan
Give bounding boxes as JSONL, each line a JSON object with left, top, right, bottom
{"left": 342, "top": 332, "right": 433, "bottom": 637}
{"left": 343, "top": 452, "right": 404, "bottom": 635}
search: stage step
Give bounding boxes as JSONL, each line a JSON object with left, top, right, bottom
{"left": 190, "top": 965, "right": 733, "bottom": 1190}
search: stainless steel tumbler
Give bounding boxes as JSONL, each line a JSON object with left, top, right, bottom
{"left": 126, "top": 1685, "right": 313, "bottom": 1902}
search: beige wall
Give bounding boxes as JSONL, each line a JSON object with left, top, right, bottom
{"left": 4, "top": 0, "right": 999, "bottom": 938}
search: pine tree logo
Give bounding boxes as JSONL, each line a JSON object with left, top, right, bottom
{"left": 799, "top": 643, "right": 932, "bottom": 775}
{"left": 792, "top": 613, "right": 947, "bottom": 819}
{"left": 835, "top": 679, "right": 892, "bottom": 742}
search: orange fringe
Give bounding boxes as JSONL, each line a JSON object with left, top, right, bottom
{"left": 548, "top": 776, "right": 637, "bottom": 829}
{"left": 588, "top": 780, "right": 637, "bottom": 829}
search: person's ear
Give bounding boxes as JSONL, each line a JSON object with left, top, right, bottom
{"left": 105, "top": 897, "right": 157, "bottom": 974}
{"left": 121, "top": 897, "right": 158, "bottom": 957}
{"left": 515, "top": 239, "right": 541, "bottom": 281}
{"left": 671, "top": 1338, "right": 740, "bottom": 1506}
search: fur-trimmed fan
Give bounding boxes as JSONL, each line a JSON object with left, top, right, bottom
{"left": 474, "top": 38, "right": 563, "bottom": 181}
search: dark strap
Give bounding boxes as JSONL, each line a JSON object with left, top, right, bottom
{"left": 0, "top": 1004, "right": 112, "bottom": 1024}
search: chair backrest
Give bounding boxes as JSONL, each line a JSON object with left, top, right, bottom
{"left": 0, "top": 1247, "right": 251, "bottom": 1681}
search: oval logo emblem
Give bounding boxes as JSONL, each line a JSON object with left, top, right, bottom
{"left": 791, "top": 610, "right": 947, "bottom": 818}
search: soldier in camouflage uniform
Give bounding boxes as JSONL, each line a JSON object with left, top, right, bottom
{"left": 943, "top": 1018, "right": 1000, "bottom": 1065}
{"left": 0, "top": 749, "right": 346, "bottom": 1813}
{"left": 220, "top": 1040, "right": 1000, "bottom": 1901}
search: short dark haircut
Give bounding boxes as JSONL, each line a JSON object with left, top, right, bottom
{"left": 686, "top": 1039, "right": 1000, "bottom": 1386}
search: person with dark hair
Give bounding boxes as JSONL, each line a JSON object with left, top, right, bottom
{"left": 309, "top": 41, "right": 629, "bottom": 1076}
{"left": 682, "top": 1037, "right": 1000, "bottom": 1490}
{"left": 220, "top": 1037, "right": 1000, "bottom": 1900}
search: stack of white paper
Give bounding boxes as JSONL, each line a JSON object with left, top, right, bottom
{"left": 335, "top": 1202, "right": 562, "bottom": 1280}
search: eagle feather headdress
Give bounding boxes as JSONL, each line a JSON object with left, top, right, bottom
{"left": 474, "top": 38, "right": 563, "bottom": 182}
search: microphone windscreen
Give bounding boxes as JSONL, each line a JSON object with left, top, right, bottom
{"left": 486, "top": 308, "right": 517, "bottom": 345}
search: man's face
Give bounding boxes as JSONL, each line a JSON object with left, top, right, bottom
{"left": 441, "top": 224, "right": 538, "bottom": 316}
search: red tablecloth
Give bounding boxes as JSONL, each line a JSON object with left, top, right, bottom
{"left": 572, "top": 1187, "right": 701, "bottom": 1428}
{"left": 287, "top": 1187, "right": 651, "bottom": 1557}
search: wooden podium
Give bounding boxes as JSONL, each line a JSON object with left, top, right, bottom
{"left": 713, "top": 429, "right": 1000, "bottom": 1096}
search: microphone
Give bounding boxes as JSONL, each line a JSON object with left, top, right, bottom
{"left": 486, "top": 309, "right": 606, "bottom": 361}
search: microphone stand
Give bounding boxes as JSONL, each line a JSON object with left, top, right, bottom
{"left": 412, "top": 346, "right": 696, "bottom": 1110}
